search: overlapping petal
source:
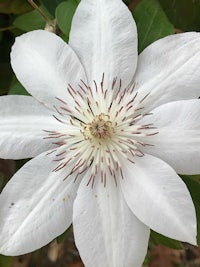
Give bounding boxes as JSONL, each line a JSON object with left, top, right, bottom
{"left": 69, "top": 0, "right": 138, "bottom": 91}
{"left": 73, "top": 175, "right": 150, "bottom": 267}
{"left": 0, "top": 95, "right": 63, "bottom": 159}
{"left": 139, "top": 99, "right": 200, "bottom": 174}
{"left": 0, "top": 149, "right": 80, "bottom": 255}
{"left": 135, "top": 32, "right": 200, "bottom": 111}
{"left": 120, "top": 154, "right": 196, "bottom": 244}
{"left": 11, "top": 30, "right": 87, "bottom": 110}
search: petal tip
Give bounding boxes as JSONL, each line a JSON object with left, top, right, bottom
{"left": 186, "top": 236, "right": 197, "bottom": 246}
{"left": 181, "top": 226, "right": 197, "bottom": 246}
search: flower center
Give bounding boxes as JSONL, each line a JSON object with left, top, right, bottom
{"left": 46, "top": 76, "right": 159, "bottom": 187}
{"left": 88, "top": 113, "right": 114, "bottom": 140}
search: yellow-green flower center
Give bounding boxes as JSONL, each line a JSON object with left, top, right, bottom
{"left": 88, "top": 113, "right": 114, "bottom": 140}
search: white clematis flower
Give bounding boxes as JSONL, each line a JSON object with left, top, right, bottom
{"left": 0, "top": 0, "right": 200, "bottom": 266}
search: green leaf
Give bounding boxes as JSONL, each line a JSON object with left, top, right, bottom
{"left": 56, "top": 0, "right": 78, "bottom": 36}
{"left": 56, "top": 226, "right": 73, "bottom": 244}
{"left": 59, "top": 33, "right": 69, "bottom": 43}
{"left": 189, "top": 175, "right": 200, "bottom": 183}
{"left": 13, "top": 8, "right": 46, "bottom": 32}
{"left": 0, "top": 255, "right": 12, "bottom": 267}
{"left": 159, "top": 0, "right": 200, "bottom": 31}
{"left": 133, "top": 0, "right": 174, "bottom": 53}
{"left": 8, "top": 79, "right": 29, "bottom": 96}
{"left": 0, "top": 0, "right": 32, "bottom": 14}
{"left": 39, "top": 0, "right": 65, "bottom": 16}
{"left": 123, "top": 0, "right": 132, "bottom": 5}
{"left": 150, "top": 231, "right": 183, "bottom": 249}
{"left": 56, "top": 229, "right": 69, "bottom": 243}
{"left": 13, "top": 4, "right": 52, "bottom": 32}
{"left": 181, "top": 175, "right": 200, "bottom": 245}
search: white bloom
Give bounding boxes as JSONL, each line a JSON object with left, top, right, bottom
{"left": 0, "top": 0, "right": 200, "bottom": 266}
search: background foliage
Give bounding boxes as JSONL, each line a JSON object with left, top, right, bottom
{"left": 0, "top": 0, "right": 200, "bottom": 266}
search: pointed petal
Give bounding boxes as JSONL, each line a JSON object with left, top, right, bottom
{"left": 135, "top": 32, "right": 200, "bottom": 111}
{"left": 69, "top": 0, "right": 137, "bottom": 90}
{"left": 11, "top": 30, "right": 87, "bottom": 109}
{"left": 0, "top": 95, "right": 62, "bottom": 159}
{"left": 0, "top": 149, "right": 80, "bottom": 255}
{"left": 120, "top": 154, "right": 197, "bottom": 244}
{"left": 139, "top": 99, "right": 200, "bottom": 174}
{"left": 73, "top": 175, "right": 150, "bottom": 267}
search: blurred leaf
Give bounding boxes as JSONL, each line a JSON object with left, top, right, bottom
{"left": 181, "top": 175, "right": 200, "bottom": 245}
{"left": 0, "top": 255, "right": 12, "bottom": 267}
{"left": 56, "top": 0, "right": 78, "bottom": 36}
{"left": 150, "top": 231, "right": 183, "bottom": 249}
{"left": 0, "top": 159, "right": 15, "bottom": 190}
{"left": 13, "top": 5, "right": 52, "bottom": 32}
{"left": 133, "top": 0, "right": 174, "bottom": 53}
{"left": 56, "top": 228, "right": 69, "bottom": 243}
{"left": 0, "top": 63, "right": 13, "bottom": 95}
{"left": 13, "top": 9, "right": 46, "bottom": 31}
{"left": 123, "top": 0, "right": 133, "bottom": 4}
{"left": 60, "top": 32, "right": 69, "bottom": 42}
{"left": 0, "top": 31, "right": 14, "bottom": 95}
{"left": 8, "top": 79, "right": 29, "bottom": 95}
{"left": 0, "top": 32, "right": 13, "bottom": 62}
{"left": 0, "top": 14, "right": 10, "bottom": 28}
{"left": 159, "top": 0, "right": 200, "bottom": 31}
{"left": 0, "top": 0, "right": 32, "bottom": 14}
{"left": 39, "top": 0, "right": 65, "bottom": 16}
{"left": 15, "top": 159, "right": 30, "bottom": 171}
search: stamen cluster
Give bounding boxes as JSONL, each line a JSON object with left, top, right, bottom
{"left": 44, "top": 75, "right": 158, "bottom": 186}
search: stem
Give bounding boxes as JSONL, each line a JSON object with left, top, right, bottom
{"left": 0, "top": 26, "right": 15, "bottom": 32}
{"left": 27, "top": 0, "right": 50, "bottom": 23}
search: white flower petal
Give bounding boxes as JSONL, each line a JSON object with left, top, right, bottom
{"left": 0, "top": 149, "right": 80, "bottom": 255}
{"left": 139, "top": 99, "right": 200, "bottom": 174}
{"left": 120, "top": 154, "right": 197, "bottom": 244}
{"left": 73, "top": 175, "right": 150, "bottom": 267}
{"left": 135, "top": 32, "right": 200, "bottom": 111}
{"left": 0, "top": 95, "right": 62, "bottom": 159}
{"left": 69, "top": 0, "right": 137, "bottom": 90}
{"left": 11, "top": 30, "right": 87, "bottom": 109}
